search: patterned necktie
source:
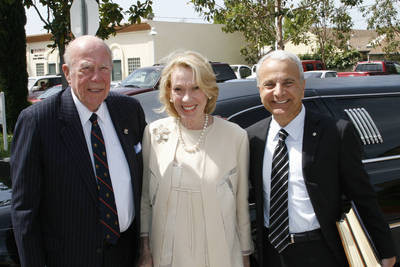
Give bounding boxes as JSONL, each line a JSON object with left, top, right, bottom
{"left": 269, "top": 128, "right": 290, "bottom": 253}
{"left": 90, "top": 113, "right": 120, "bottom": 244}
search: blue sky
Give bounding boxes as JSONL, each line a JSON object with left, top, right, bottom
{"left": 25, "top": 0, "right": 367, "bottom": 36}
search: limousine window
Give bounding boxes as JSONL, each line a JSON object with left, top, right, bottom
{"left": 344, "top": 108, "right": 383, "bottom": 145}
{"left": 323, "top": 95, "right": 400, "bottom": 160}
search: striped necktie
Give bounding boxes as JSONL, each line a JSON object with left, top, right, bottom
{"left": 90, "top": 113, "right": 120, "bottom": 244}
{"left": 269, "top": 128, "right": 290, "bottom": 253}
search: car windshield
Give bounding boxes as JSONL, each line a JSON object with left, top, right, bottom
{"left": 231, "top": 66, "right": 238, "bottom": 72}
{"left": 120, "top": 68, "right": 161, "bottom": 88}
{"left": 28, "top": 78, "right": 36, "bottom": 90}
{"left": 355, "top": 63, "right": 383, "bottom": 72}
{"left": 212, "top": 64, "right": 236, "bottom": 82}
{"left": 304, "top": 72, "right": 322, "bottom": 79}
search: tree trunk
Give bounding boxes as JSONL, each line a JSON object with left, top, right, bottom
{"left": 56, "top": 38, "right": 68, "bottom": 89}
{"left": 275, "top": 0, "right": 284, "bottom": 50}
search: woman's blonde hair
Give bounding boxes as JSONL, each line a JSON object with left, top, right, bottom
{"left": 159, "top": 51, "right": 218, "bottom": 118}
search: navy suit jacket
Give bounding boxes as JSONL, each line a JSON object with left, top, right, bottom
{"left": 246, "top": 108, "right": 395, "bottom": 266}
{"left": 11, "top": 88, "right": 146, "bottom": 267}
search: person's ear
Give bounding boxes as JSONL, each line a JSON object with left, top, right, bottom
{"left": 62, "top": 64, "right": 71, "bottom": 84}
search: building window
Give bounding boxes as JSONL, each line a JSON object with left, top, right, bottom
{"left": 112, "top": 60, "right": 122, "bottom": 81}
{"left": 36, "top": 63, "right": 44, "bottom": 76}
{"left": 128, "top": 57, "right": 141, "bottom": 74}
{"left": 48, "top": 63, "right": 57, "bottom": 75}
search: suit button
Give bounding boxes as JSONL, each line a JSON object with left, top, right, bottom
{"left": 96, "top": 248, "right": 102, "bottom": 254}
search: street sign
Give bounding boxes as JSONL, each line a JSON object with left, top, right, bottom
{"left": 0, "top": 92, "right": 7, "bottom": 151}
{"left": 70, "top": 0, "right": 99, "bottom": 37}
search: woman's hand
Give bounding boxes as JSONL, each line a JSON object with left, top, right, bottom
{"left": 137, "top": 251, "right": 153, "bottom": 267}
{"left": 137, "top": 236, "right": 153, "bottom": 267}
{"left": 381, "top": 256, "right": 396, "bottom": 267}
{"left": 243, "top": 255, "right": 250, "bottom": 267}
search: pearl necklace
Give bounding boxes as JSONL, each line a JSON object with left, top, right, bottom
{"left": 177, "top": 114, "right": 209, "bottom": 153}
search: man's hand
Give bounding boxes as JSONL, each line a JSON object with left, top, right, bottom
{"left": 381, "top": 256, "right": 396, "bottom": 267}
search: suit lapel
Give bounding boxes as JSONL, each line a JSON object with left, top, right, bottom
{"left": 302, "top": 109, "right": 323, "bottom": 177}
{"left": 248, "top": 117, "right": 271, "bottom": 267}
{"left": 252, "top": 117, "right": 271, "bottom": 180}
{"left": 58, "top": 88, "right": 98, "bottom": 202}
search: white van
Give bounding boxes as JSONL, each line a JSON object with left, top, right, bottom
{"left": 28, "top": 75, "right": 62, "bottom": 92}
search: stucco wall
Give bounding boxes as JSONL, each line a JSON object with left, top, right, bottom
{"left": 105, "top": 31, "right": 153, "bottom": 79}
{"left": 26, "top": 41, "right": 59, "bottom": 76}
{"left": 149, "top": 21, "right": 247, "bottom": 65}
{"left": 26, "top": 21, "right": 247, "bottom": 80}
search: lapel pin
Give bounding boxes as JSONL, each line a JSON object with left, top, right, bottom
{"left": 312, "top": 132, "right": 317, "bottom": 136}
{"left": 124, "top": 129, "right": 129, "bottom": 135}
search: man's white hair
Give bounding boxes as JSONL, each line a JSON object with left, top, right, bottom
{"left": 256, "top": 50, "right": 304, "bottom": 85}
{"left": 63, "top": 35, "right": 112, "bottom": 67}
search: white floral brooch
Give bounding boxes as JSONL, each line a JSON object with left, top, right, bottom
{"left": 153, "top": 124, "right": 170, "bottom": 143}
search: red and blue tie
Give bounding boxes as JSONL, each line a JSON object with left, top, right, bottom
{"left": 90, "top": 113, "right": 120, "bottom": 244}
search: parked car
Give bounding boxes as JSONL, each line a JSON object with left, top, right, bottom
{"left": 29, "top": 84, "right": 63, "bottom": 103}
{"left": 112, "top": 65, "right": 164, "bottom": 96}
{"left": 304, "top": 70, "right": 337, "bottom": 79}
{"left": 110, "top": 81, "right": 120, "bottom": 89}
{"left": 338, "top": 60, "right": 400, "bottom": 77}
{"left": 2, "top": 76, "right": 400, "bottom": 266}
{"left": 247, "top": 60, "right": 326, "bottom": 79}
{"left": 0, "top": 181, "right": 18, "bottom": 265}
{"left": 251, "top": 64, "right": 257, "bottom": 75}
{"left": 247, "top": 60, "right": 327, "bottom": 79}
{"left": 27, "top": 75, "right": 62, "bottom": 103}
{"left": 301, "top": 60, "right": 326, "bottom": 72}
{"left": 230, "top": 64, "right": 252, "bottom": 79}
{"left": 27, "top": 75, "right": 61, "bottom": 95}
{"left": 112, "top": 62, "right": 237, "bottom": 96}
{"left": 246, "top": 64, "right": 258, "bottom": 79}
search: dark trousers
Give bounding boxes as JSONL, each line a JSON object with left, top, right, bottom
{"left": 263, "top": 227, "right": 344, "bottom": 267}
{"left": 102, "top": 224, "right": 138, "bottom": 267}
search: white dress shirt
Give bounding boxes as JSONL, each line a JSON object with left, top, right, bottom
{"left": 263, "top": 105, "right": 320, "bottom": 233}
{"left": 72, "top": 90, "right": 134, "bottom": 232}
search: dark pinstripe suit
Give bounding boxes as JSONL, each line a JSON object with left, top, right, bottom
{"left": 11, "top": 87, "right": 146, "bottom": 267}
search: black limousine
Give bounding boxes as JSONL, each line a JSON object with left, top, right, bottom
{"left": 0, "top": 75, "right": 399, "bottom": 265}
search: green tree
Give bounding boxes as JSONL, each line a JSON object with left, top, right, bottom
{"left": 191, "top": 0, "right": 273, "bottom": 63}
{"left": 0, "top": 0, "right": 30, "bottom": 132}
{"left": 190, "top": 0, "right": 335, "bottom": 64}
{"left": 25, "top": 0, "right": 153, "bottom": 79}
{"left": 361, "top": 0, "right": 400, "bottom": 56}
{"left": 301, "top": 0, "right": 354, "bottom": 65}
{"left": 325, "top": 49, "right": 361, "bottom": 70}
{"left": 191, "top": 0, "right": 360, "bottom": 66}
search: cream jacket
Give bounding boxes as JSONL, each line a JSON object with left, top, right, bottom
{"left": 140, "top": 116, "right": 253, "bottom": 267}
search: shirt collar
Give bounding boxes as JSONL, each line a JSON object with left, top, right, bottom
{"left": 71, "top": 88, "right": 107, "bottom": 125}
{"left": 270, "top": 104, "right": 305, "bottom": 141}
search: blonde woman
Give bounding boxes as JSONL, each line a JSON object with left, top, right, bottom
{"left": 138, "top": 51, "right": 253, "bottom": 267}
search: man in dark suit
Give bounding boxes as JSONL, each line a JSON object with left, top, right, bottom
{"left": 246, "top": 50, "right": 396, "bottom": 267}
{"left": 11, "top": 35, "right": 146, "bottom": 267}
